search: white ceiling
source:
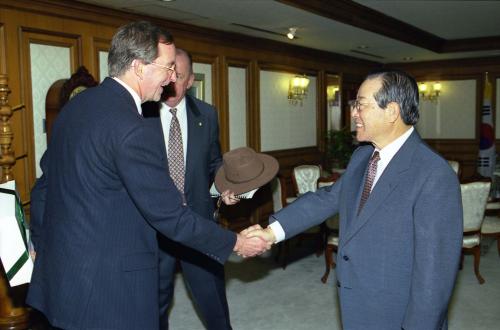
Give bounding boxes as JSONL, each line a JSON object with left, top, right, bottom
{"left": 77, "top": 0, "right": 500, "bottom": 63}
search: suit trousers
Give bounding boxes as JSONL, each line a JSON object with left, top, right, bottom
{"left": 158, "top": 235, "right": 232, "bottom": 330}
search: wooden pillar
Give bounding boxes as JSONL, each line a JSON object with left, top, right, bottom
{"left": 0, "top": 74, "right": 29, "bottom": 330}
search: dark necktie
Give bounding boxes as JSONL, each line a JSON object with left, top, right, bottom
{"left": 168, "top": 108, "right": 185, "bottom": 195}
{"left": 357, "top": 151, "right": 380, "bottom": 215}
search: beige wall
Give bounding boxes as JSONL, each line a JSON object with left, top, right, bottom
{"left": 417, "top": 80, "right": 476, "bottom": 139}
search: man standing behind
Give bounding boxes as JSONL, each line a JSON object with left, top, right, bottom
{"left": 27, "top": 21, "right": 267, "bottom": 330}
{"left": 143, "top": 49, "right": 235, "bottom": 329}
{"left": 249, "top": 70, "right": 463, "bottom": 329}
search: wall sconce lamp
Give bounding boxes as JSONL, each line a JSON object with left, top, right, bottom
{"left": 327, "top": 85, "right": 339, "bottom": 106}
{"left": 288, "top": 74, "right": 310, "bottom": 105}
{"left": 418, "top": 82, "right": 442, "bottom": 102}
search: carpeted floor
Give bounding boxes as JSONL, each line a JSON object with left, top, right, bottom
{"left": 167, "top": 238, "right": 500, "bottom": 330}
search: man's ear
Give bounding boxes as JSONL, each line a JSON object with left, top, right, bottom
{"left": 385, "top": 101, "right": 400, "bottom": 123}
{"left": 132, "top": 59, "right": 143, "bottom": 78}
{"left": 186, "top": 73, "right": 195, "bottom": 89}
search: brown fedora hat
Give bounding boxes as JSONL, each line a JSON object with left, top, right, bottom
{"left": 215, "top": 147, "right": 279, "bottom": 195}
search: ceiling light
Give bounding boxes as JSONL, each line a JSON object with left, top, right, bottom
{"left": 287, "top": 27, "right": 297, "bottom": 40}
{"left": 403, "top": 57, "right": 413, "bottom": 61}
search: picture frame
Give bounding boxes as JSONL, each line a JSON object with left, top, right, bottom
{"left": 187, "top": 73, "right": 205, "bottom": 101}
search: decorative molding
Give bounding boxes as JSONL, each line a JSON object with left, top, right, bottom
{"left": 277, "top": 0, "right": 443, "bottom": 52}
{"left": 226, "top": 58, "right": 251, "bottom": 150}
{"left": 19, "top": 27, "right": 81, "bottom": 182}
{"left": 0, "top": 0, "right": 378, "bottom": 68}
{"left": 278, "top": 0, "right": 500, "bottom": 54}
{"left": 92, "top": 37, "right": 110, "bottom": 82}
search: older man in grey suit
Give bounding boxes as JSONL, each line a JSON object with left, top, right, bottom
{"left": 248, "top": 70, "right": 463, "bottom": 330}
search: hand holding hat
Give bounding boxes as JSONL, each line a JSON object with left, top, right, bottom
{"left": 215, "top": 147, "right": 279, "bottom": 196}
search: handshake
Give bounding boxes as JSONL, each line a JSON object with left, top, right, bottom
{"left": 233, "top": 224, "right": 277, "bottom": 258}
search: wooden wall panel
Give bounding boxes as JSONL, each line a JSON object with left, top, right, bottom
{"left": 92, "top": 37, "right": 111, "bottom": 82}
{"left": 20, "top": 29, "right": 81, "bottom": 185}
{"left": 425, "top": 139, "right": 479, "bottom": 181}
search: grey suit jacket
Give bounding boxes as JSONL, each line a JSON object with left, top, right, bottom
{"left": 271, "top": 130, "right": 463, "bottom": 330}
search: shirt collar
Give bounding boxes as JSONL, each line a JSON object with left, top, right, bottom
{"left": 112, "top": 77, "right": 143, "bottom": 115}
{"left": 376, "top": 126, "right": 414, "bottom": 164}
{"left": 166, "top": 97, "right": 187, "bottom": 118}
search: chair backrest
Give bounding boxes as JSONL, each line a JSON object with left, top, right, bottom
{"left": 271, "top": 176, "right": 286, "bottom": 213}
{"left": 461, "top": 181, "right": 491, "bottom": 232}
{"left": 447, "top": 160, "right": 460, "bottom": 175}
{"left": 292, "top": 165, "right": 321, "bottom": 195}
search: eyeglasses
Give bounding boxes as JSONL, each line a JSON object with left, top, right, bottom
{"left": 150, "top": 62, "right": 176, "bottom": 78}
{"left": 348, "top": 99, "right": 376, "bottom": 113}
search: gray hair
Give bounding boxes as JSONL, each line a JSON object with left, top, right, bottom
{"left": 366, "top": 69, "right": 419, "bottom": 125}
{"left": 108, "top": 21, "right": 174, "bottom": 77}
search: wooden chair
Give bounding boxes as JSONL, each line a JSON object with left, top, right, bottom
{"left": 460, "top": 181, "right": 491, "bottom": 284}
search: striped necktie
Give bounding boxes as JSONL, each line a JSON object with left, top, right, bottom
{"left": 357, "top": 151, "right": 380, "bottom": 215}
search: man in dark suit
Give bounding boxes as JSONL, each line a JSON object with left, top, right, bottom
{"left": 142, "top": 48, "right": 235, "bottom": 329}
{"left": 27, "top": 21, "right": 267, "bottom": 330}
{"left": 249, "top": 70, "right": 463, "bottom": 329}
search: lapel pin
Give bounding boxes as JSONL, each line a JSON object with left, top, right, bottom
{"left": 198, "top": 122, "right": 203, "bottom": 126}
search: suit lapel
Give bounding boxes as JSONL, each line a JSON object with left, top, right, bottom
{"left": 184, "top": 96, "right": 204, "bottom": 196}
{"left": 342, "top": 149, "right": 371, "bottom": 233}
{"left": 342, "top": 131, "right": 421, "bottom": 247}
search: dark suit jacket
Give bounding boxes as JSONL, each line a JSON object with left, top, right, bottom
{"left": 272, "top": 131, "right": 463, "bottom": 330}
{"left": 27, "top": 78, "right": 236, "bottom": 330}
{"left": 142, "top": 94, "right": 221, "bottom": 219}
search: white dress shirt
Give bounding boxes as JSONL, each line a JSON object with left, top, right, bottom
{"left": 159, "top": 97, "right": 188, "bottom": 164}
{"left": 372, "top": 126, "right": 414, "bottom": 189}
{"left": 112, "top": 77, "right": 142, "bottom": 115}
{"left": 269, "top": 126, "right": 415, "bottom": 243}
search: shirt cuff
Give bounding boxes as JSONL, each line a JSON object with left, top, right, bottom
{"left": 268, "top": 221, "right": 285, "bottom": 243}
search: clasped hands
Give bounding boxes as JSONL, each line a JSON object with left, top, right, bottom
{"left": 233, "top": 224, "right": 276, "bottom": 258}
{"left": 220, "top": 190, "right": 276, "bottom": 258}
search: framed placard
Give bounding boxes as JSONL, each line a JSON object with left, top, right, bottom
{"left": 188, "top": 73, "right": 205, "bottom": 101}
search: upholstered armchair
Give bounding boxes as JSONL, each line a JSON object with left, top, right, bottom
{"left": 481, "top": 216, "right": 500, "bottom": 257}
{"left": 291, "top": 165, "right": 322, "bottom": 195}
{"left": 460, "top": 181, "right": 491, "bottom": 284}
{"left": 317, "top": 175, "right": 339, "bottom": 283}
